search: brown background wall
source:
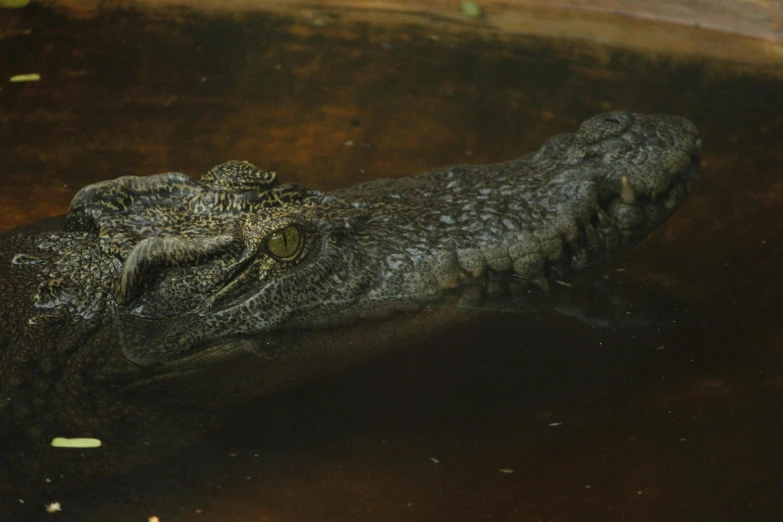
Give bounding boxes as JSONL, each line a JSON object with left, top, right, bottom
{"left": 40, "top": 0, "right": 783, "bottom": 41}
{"left": 32, "top": 0, "right": 783, "bottom": 71}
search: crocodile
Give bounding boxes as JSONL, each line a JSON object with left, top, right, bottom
{"left": 0, "top": 112, "right": 700, "bottom": 490}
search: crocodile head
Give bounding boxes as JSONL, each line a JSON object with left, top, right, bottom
{"left": 1, "top": 111, "right": 700, "bottom": 417}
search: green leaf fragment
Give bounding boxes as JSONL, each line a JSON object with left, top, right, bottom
{"left": 0, "top": 0, "right": 30, "bottom": 8}
{"left": 0, "top": 0, "right": 30, "bottom": 9}
{"left": 10, "top": 73, "right": 41, "bottom": 83}
{"left": 51, "top": 437, "right": 102, "bottom": 448}
{"left": 461, "top": 1, "right": 484, "bottom": 19}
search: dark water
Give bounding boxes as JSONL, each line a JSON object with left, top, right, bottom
{"left": 1, "top": 4, "right": 782, "bottom": 521}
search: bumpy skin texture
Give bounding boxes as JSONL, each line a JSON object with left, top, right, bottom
{"left": 0, "top": 112, "right": 700, "bottom": 485}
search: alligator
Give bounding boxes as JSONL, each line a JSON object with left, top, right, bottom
{"left": 0, "top": 112, "right": 700, "bottom": 493}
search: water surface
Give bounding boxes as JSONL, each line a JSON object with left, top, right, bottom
{"left": 1, "top": 4, "right": 782, "bottom": 521}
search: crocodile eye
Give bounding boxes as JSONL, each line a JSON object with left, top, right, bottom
{"left": 267, "top": 224, "right": 304, "bottom": 261}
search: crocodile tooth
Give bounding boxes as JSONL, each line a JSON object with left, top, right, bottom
{"left": 620, "top": 176, "right": 636, "bottom": 204}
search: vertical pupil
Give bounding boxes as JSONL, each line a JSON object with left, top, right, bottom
{"left": 284, "top": 227, "right": 295, "bottom": 253}
{"left": 269, "top": 225, "right": 300, "bottom": 258}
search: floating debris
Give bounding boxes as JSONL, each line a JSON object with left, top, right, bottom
{"left": 499, "top": 468, "right": 514, "bottom": 474}
{"left": 50, "top": 437, "right": 102, "bottom": 448}
{"left": 0, "top": 0, "right": 30, "bottom": 8}
{"left": 430, "top": 457, "right": 440, "bottom": 464}
{"left": 461, "top": 1, "right": 484, "bottom": 19}
{"left": 45, "top": 502, "right": 61, "bottom": 513}
{"left": 549, "top": 422, "right": 563, "bottom": 427}
{"left": 10, "top": 73, "right": 40, "bottom": 82}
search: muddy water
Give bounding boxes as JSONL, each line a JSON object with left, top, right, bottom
{"left": 1, "top": 4, "right": 782, "bottom": 522}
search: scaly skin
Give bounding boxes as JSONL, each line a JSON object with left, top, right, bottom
{"left": 0, "top": 112, "right": 700, "bottom": 488}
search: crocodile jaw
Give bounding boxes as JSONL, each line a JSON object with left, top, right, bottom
{"left": 13, "top": 112, "right": 699, "bottom": 373}
{"left": 114, "top": 113, "right": 700, "bottom": 372}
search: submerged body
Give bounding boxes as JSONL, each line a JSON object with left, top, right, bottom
{"left": 0, "top": 112, "right": 700, "bottom": 488}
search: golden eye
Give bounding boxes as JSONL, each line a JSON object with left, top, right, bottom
{"left": 267, "top": 224, "right": 304, "bottom": 261}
